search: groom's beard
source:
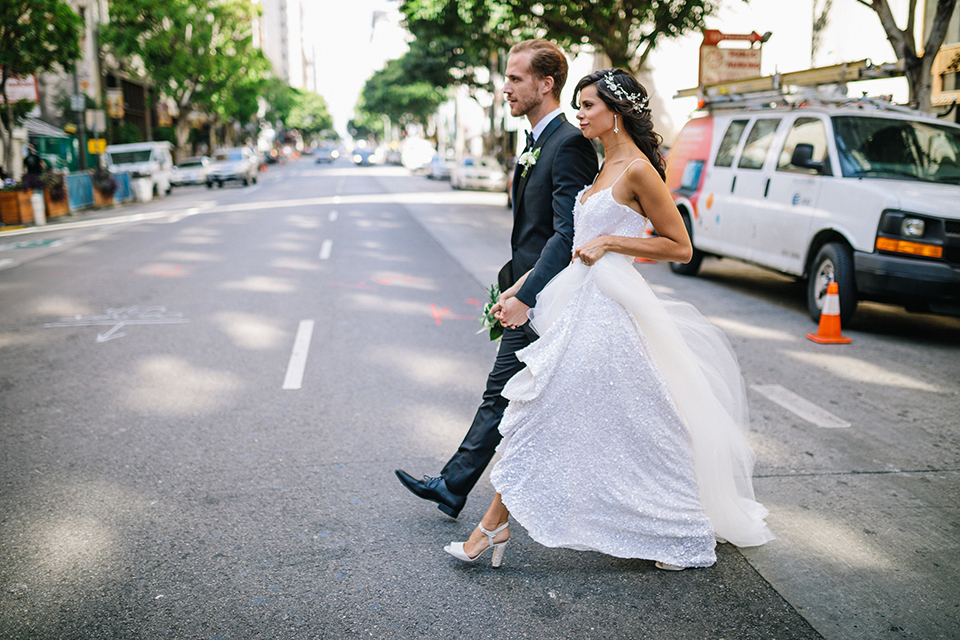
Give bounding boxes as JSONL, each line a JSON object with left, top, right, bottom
{"left": 510, "top": 92, "right": 543, "bottom": 119}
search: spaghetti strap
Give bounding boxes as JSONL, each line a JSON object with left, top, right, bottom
{"left": 611, "top": 158, "right": 643, "bottom": 187}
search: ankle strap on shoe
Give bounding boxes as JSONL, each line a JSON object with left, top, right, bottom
{"left": 478, "top": 522, "right": 509, "bottom": 541}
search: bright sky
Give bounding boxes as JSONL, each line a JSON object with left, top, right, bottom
{"left": 304, "top": 0, "right": 911, "bottom": 142}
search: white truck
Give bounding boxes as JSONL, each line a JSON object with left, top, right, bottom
{"left": 665, "top": 83, "right": 960, "bottom": 324}
{"left": 105, "top": 141, "right": 174, "bottom": 199}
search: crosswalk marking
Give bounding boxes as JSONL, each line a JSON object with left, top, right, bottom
{"left": 751, "top": 384, "right": 851, "bottom": 428}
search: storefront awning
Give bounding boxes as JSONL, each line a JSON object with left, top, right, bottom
{"left": 24, "top": 117, "right": 70, "bottom": 139}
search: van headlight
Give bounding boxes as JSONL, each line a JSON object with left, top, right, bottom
{"left": 901, "top": 217, "right": 925, "bottom": 237}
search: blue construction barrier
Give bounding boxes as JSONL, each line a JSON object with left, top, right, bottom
{"left": 114, "top": 173, "right": 132, "bottom": 203}
{"left": 65, "top": 171, "right": 133, "bottom": 210}
{"left": 66, "top": 172, "right": 94, "bottom": 210}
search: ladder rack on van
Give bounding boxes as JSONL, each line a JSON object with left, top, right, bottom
{"left": 675, "top": 59, "right": 906, "bottom": 112}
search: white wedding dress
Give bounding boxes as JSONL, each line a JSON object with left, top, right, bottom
{"left": 489, "top": 163, "right": 774, "bottom": 568}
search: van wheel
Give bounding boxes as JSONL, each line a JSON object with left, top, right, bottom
{"left": 206, "top": 182, "right": 213, "bottom": 189}
{"left": 669, "top": 213, "right": 704, "bottom": 276}
{"left": 807, "top": 242, "right": 857, "bottom": 324}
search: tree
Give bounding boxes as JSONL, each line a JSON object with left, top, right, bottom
{"left": 101, "top": 0, "right": 268, "bottom": 156}
{"left": 401, "top": 0, "right": 526, "bottom": 92}
{"left": 0, "top": 0, "right": 82, "bottom": 175}
{"left": 286, "top": 90, "right": 334, "bottom": 137}
{"left": 401, "top": 0, "right": 732, "bottom": 79}
{"left": 348, "top": 109, "right": 385, "bottom": 142}
{"left": 857, "top": 0, "right": 959, "bottom": 111}
{"left": 505, "top": 0, "right": 732, "bottom": 76}
{"left": 359, "top": 54, "right": 448, "bottom": 128}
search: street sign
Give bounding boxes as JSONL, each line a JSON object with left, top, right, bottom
{"left": 88, "top": 138, "right": 107, "bottom": 154}
{"left": 932, "top": 43, "right": 960, "bottom": 106}
{"left": 85, "top": 109, "right": 106, "bottom": 131}
{"left": 71, "top": 94, "right": 85, "bottom": 112}
{"left": 4, "top": 75, "right": 39, "bottom": 102}
{"left": 697, "top": 30, "right": 767, "bottom": 87}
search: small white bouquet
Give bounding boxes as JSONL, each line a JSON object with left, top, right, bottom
{"left": 477, "top": 284, "right": 503, "bottom": 341}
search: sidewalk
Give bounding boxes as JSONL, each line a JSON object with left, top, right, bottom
{"left": 0, "top": 192, "right": 196, "bottom": 271}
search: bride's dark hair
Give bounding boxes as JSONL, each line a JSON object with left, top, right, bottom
{"left": 572, "top": 68, "right": 666, "bottom": 181}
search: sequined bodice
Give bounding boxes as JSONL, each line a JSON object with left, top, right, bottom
{"left": 573, "top": 187, "right": 647, "bottom": 256}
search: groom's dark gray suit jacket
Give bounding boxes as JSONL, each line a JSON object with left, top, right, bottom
{"left": 510, "top": 114, "right": 599, "bottom": 309}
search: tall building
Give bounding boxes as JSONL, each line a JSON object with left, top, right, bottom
{"left": 258, "top": 0, "right": 307, "bottom": 88}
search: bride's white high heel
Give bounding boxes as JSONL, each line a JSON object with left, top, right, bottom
{"left": 444, "top": 522, "right": 509, "bottom": 567}
{"left": 655, "top": 561, "right": 686, "bottom": 571}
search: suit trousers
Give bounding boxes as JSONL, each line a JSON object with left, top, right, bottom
{"left": 441, "top": 324, "right": 534, "bottom": 496}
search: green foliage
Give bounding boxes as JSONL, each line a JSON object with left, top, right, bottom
{"left": 286, "top": 90, "right": 334, "bottom": 135}
{"left": 112, "top": 122, "right": 143, "bottom": 144}
{"left": 153, "top": 126, "right": 177, "bottom": 145}
{"left": 0, "top": 0, "right": 82, "bottom": 82}
{"left": 359, "top": 55, "right": 448, "bottom": 127}
{"left": 401, "top": 0, "right": 526, "bottom": 88}
{"left": 0, "top": 0, "right": 82, "bottom": 170}
{"left": 101, "top": 0, "right": 270, "bottom": 149}
{"left": 348, "top": 111, "right": 385, "bottom": 141}
{"left": 261, "top": 78, "right": 298, "bottom": 126}
{"left": 0, "top": 99, "right": 37, "bottom": 130}
{"left": 505, "top": 0, "right": 728, "bottom": 73}
{"left": 400, "top": 0, "right": 732, "bottom": 77}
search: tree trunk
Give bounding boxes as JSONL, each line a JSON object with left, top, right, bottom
{"left": 175, "top": 110, "right": 192, "bottom": 159}
{"left": 860, "top": 0, "right": 958, "bottom": 111}
{"left": 2, "top": 72, "right": 14, "bottom": 179}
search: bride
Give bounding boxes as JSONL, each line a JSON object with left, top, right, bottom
{"left": 444, "top": 68, "right": 774, "bottom": 571}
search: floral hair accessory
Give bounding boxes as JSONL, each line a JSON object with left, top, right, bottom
{"left": 603, "top": 72, "right": 649, "bottom": 113}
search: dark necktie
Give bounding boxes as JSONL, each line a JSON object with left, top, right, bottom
{"left": 524, "top": 131, "right": 534, "bottom": 151}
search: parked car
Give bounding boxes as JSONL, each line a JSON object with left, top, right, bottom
{"left": 315, "top": 144, "right": 340, "bottom": 163}
{"left": 105, "top": 141, "right": 174, "bottom": 196}
{"left": 207, "top": 147, "right": 260, "bottom": 187}
{"left": 171, "top": 156, "right": 210, "bottom": 186}
{"left": 427, "top": 154, "right": 455, "bottom": 180}
{"left": 665, "top": 96, "right": 960, "bottom": 323}
{"left": 451, "top": 156, "right": 507, "bottom": 191}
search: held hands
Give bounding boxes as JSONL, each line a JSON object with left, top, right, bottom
{"left": 492, "top": 294, "right": 530, "bottom": 329}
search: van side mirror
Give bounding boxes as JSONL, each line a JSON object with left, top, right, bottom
{"left": 791, "top": 143, "right": 815, "bottom": 167}
{"left": 790, "top": 143, "right": 829, "bottom": 174}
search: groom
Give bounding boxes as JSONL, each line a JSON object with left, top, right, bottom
{"left": 396, "top": 39, "right": 598, "bottom": 517}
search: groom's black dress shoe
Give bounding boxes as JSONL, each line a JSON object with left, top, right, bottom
{"left": 395, "top": 470, "right": 466, "bottom": 518}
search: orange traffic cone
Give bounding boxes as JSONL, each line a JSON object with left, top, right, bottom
{"left": 807, "top": 282, "right": 852, "bottom": 344}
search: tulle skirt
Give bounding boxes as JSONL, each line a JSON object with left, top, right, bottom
{"left": 496, "top": 255, "right": 774, "bottom": 550}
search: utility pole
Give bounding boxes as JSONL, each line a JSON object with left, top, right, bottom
{"left": 73, "top": 65, "right": 87, "bottom": 170}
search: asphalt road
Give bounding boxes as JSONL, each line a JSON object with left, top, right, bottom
{"left": 1, "top": 157, "right": 957, "bottom": 639}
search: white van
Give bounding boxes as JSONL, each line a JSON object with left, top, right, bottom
{"left": 665, "top": 97, "right": 960, "bottom": 323}
{"left": 105, "top": 141, "right": 174, "bottom": 198}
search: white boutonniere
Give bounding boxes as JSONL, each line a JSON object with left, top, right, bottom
{"left": 518, "top": 147, "right": 540, "bottom": 177}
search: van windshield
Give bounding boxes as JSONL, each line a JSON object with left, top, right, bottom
{"left": 109, "top": 150, "right": 152, "bottom": 164}
{"left": 833, "top": 115, "right": 960, "bottom": 184}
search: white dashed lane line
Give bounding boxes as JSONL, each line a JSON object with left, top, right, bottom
{"left": 282, "top": 320, "right": 315, "bottom": 390}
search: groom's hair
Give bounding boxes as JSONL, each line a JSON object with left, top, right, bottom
{"left": 510, "top": 39, "right": 568, "bottom": 101}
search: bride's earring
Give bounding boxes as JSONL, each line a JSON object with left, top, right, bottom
{"left": 613, "top": 114, "right": 619, "bottom": 134}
